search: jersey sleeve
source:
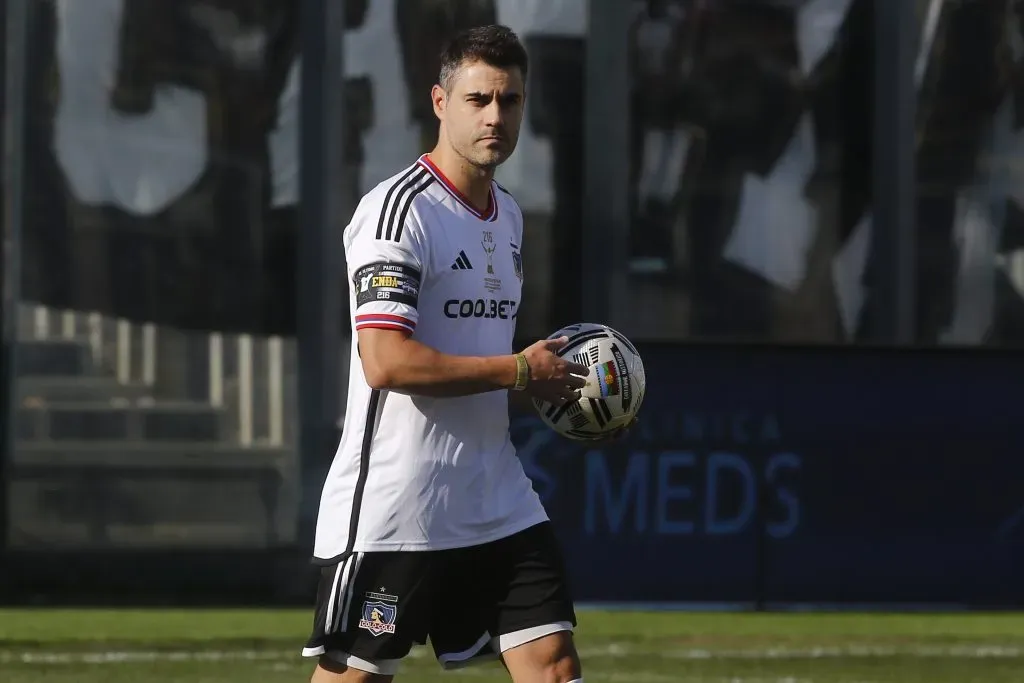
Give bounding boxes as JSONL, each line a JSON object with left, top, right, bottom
{"left": 345, "top": 198, "right": 429, "bottom": 335}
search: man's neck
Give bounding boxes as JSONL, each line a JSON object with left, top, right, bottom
{"left": 426, "top": 147, "right": 493, "bottom": 213}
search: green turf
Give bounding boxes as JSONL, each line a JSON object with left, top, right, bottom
{"left": 1, "top": 609, "right": 1023, "bottom": 682}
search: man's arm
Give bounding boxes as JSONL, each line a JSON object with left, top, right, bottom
{"left": 358, "top": 327, "right": 587, "bottom": 404}
{"left": 358, "top": 328, "right": 518, "bottom": 397}
{"left": 348, "top": 198, "right": 519, "bottom": 397}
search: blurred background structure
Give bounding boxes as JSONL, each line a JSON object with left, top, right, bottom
{"left": 2, "top": 0, "right": 1024, "bottom": 609}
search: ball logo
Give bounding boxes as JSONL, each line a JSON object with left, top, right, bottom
{"left": 596, "top": 361, "right": 620, "bottom": 397}
{"left": 610, "top": 344, "right": 632, "bottom": 410}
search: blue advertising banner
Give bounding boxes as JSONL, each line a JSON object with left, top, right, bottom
{"left": 512, "top": 344, "right": 1024, "bottom": 606}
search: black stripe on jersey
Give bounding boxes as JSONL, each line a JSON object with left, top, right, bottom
{"left": 344, "top": 389, "right": 381, "bottom": 556}
{"left": 394, "top": 174, "right": 433, "bottom": 243}
{"left": 312, "top": 389, "right": 381, "bottom": 566}
{"left": 379, "top": 169, "right": 432, "bottom": 242}
{"left": 376, "top": 166, "right": 419, "bottom": 240}
{"left": 385, "top": 170, "right": 428, "bottom": 241}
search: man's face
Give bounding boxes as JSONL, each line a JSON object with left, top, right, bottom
{"left": 434, "top": 59, "right": 525, "bottom": 170}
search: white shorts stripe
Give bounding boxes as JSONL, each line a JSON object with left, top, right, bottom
{"left": 437, "top": 631, "right": 494, "bottom": 669}
{"left": 436, "top": 622, "right": 575, "bottom": 670}
{"left": 339, "top": 552, "right": 365, "bottom": 633}
{"left": 323, "top": 560, "right": 346, "bottom": 636}
{"left": 495, "top": 621, "right": 574, "bottom": 653}
{"left": 322, "top": 649, "right": 402, "bottom": 676}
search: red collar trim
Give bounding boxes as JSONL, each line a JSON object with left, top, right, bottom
{"left": 417, "top": 154, "right": 497, "bottom": 222}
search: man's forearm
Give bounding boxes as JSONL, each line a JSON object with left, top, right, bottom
{"left": 369, "top": 337, "right": 518, "bottom": 398}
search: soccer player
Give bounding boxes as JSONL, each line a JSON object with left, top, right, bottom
{"left": 303, "top": 25, "right": 589, "bottom": 683}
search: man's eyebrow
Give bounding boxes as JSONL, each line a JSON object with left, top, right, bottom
{"left": 464, "top": 91, "right": 522, "bottom": 98}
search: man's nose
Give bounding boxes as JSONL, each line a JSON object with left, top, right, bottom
{"left": 483, "top": 100, "right": 504, "bottom": 126}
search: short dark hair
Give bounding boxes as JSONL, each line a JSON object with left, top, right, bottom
{"left": 438, "top": 25, "right": 529, "bottom": 92}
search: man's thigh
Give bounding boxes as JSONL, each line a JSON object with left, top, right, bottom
{"left": 302, "top": 551, "right": 436, "bottom": 677}
{"left": 428, "top": 523, "right": 578, "bottom": 670}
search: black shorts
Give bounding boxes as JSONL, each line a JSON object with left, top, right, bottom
{"left": 301, "top": 522, "right": 576, "bottom": 675}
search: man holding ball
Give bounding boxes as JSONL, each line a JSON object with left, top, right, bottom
{"left": 302, "top": 25, "right": 591, "bottom": 683}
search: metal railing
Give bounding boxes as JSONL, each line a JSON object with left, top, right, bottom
{"left": 24, "top": 304, "right": 290, "bottom": 447}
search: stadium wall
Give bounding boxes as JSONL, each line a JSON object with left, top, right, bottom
{"left": 3, "top": 343, "right": 1024, "bottom": 608}
{"left": 523, "top": 342, "right": 1024, "bottom": 608}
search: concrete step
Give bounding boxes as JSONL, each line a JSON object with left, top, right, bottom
{"left": 17, "top": 401, "right": 224, "bottom": 442}
{"left": 16, "top": 339, "right": 93, "bottom": 377}
{"left": 17, "top": 376, "right": 153, "bottom": 403}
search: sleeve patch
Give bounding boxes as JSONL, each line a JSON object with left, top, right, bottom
{"left": 354, "top": 262, "right": 420, "bottom": 309}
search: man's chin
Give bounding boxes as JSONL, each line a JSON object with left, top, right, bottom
{"left": 472, "top": 149, "right": 510, "bottom": 170}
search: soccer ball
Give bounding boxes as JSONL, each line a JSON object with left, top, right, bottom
{"left": 532, "top": 323, "right": 646, "bottom": 441}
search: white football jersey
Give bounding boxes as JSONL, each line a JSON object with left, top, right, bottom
{"left": 312, "top": 155, "right": 549, "bottom": 559}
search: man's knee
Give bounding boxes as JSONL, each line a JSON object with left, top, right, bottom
{"left": 504, "top": 631, "right": 583, "bottom": 683}
{"left": 310, "top": 656, "right": 394, "bottom": 683}
{"left": 547, "top": 651, "right": 582, "bottom": 683}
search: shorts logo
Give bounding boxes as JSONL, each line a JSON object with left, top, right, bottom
{"left": 358, "top": 589, "right": 398, "bottom": 637}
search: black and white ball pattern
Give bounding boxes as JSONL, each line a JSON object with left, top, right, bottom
{"left": 532, "top": 323, "right": 646, "bottom": 441}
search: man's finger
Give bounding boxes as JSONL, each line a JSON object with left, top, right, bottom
{"left": 566, "top": 375, "right": 586, "bottom": 389}
{"left": 542, "top": 336, "right": 569, "bottom": 351}
{"left": 566, "top": 361, "right": 590, "bottom": 376}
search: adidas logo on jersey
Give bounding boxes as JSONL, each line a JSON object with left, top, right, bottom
{"left": 451, "top": 251, "right": 474, "bottom": 270}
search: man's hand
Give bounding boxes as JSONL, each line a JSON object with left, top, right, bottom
{"left": 521, "top": 336, "right": 589, "bottom": 406}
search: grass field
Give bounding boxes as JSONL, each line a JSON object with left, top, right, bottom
{"left": 1, "top": 608, "right": 1023, "bottom": 682}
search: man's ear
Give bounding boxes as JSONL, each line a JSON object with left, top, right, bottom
{"left": 431, "top": 84, "right": 447, "bottom": 119}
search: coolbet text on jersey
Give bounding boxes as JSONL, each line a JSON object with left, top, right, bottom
{"left": 312, "top": 155, "right": 548, "bottom": 560}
